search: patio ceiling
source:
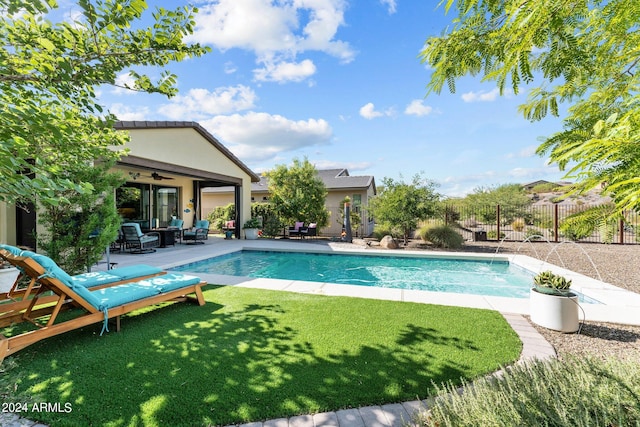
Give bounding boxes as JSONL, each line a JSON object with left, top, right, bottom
{"left": 117, "top": 155, "right": 242, "bottom": 187}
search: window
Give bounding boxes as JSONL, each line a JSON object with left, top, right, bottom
{"left": 116, "top": 182, "right": 179, "bottom": 228}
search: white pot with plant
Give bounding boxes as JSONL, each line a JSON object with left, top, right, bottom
{"left": 0, "top": 260, "right": 19, "bottom": 294}
{"left": 530, "top": 270, "right": 579, "bottom": 333}
{"left": 243, "top": 218, "right": 261, "bottom": 240}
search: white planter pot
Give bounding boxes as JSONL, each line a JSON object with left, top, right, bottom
{"left": 0, "top": 267, "right": 20, "bottom": 294}
{"left": 244, "top": 228, "right": 259, "bottom": 240}
{"left": 530, "top": 288, "right": 579, "bottom": 333}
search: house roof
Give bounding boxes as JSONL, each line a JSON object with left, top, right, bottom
{"left": 114, "top": 121, "right": 260, "bottom": 183}
{"left": 203, "top": 168, "right": 376, "bottom": 194}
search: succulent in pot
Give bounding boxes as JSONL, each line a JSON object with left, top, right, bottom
{"left": 533, "top": 270, "right": 573, "bottom": 296}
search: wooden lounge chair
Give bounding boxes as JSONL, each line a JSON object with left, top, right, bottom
{"left": 0, "top": 245, "right": 164, "bottom": 327}
{"left": 0, "top": 253, "right": 205, "bottom": 362}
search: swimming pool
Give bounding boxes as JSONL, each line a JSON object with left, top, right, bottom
{"left": 174, "top": 250, "right": 548, "bottom": 299}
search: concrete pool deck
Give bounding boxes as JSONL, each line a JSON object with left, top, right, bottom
{"left": 4, "top": 237, "right": 637, "bottom": 427}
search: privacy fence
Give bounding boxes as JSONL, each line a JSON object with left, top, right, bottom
{"left": 442, "top": 204, "right": 640, "bottom": 244}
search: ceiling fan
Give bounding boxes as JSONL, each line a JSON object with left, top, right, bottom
{"left": 147, "top": 172, "right": 174, "bottom": 181}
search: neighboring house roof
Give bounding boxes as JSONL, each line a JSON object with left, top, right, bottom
{"left": 203, "top": 168, "right": 376, "bottom": 194}
{"left": 114, "top": 121, "right": 261, "bottom": 183}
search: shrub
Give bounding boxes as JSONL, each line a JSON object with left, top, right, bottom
{"left": 419, "top": 225, "right": 464, "bottom": 249}
{"left": 487, "top": 230, "right": 506, "bottom": 240}
{"left": 511, "top": 218, "right": 525, "bottom": 231}
{"left": 416, "top": 357, "right": 640, "bottom": 426}
{"left": 372, "top": 223, "right": 398, "bottom": 240}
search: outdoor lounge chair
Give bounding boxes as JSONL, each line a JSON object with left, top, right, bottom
{"left": 288, "top": 221, "right": 305, "bottom": 239}
{"left": 183, "top": 220, "right": 210, "bottom": 244}
{"left": 0, "top": 251, "right": 205, "bottom": 362}
{"left": 121, "top": 223, "right": 160, "bottom": 253}
{"left": 0, "top": 245, "right": 165, "bottom": 327}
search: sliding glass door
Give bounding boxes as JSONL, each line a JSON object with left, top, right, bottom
{"left": 116, "top": 182, "right": 179, "bottom": 229}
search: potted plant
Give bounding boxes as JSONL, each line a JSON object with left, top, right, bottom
{"left": 0, "top": 258, "right": 20, "bottom": 294}
{"left": 243, "top": 218, "right": 262, "bottom": 240}
{"left": 530, "top": 270, "right": 579, "bottom": 333}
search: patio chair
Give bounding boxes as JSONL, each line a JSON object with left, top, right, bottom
{"left": 183, "top": 220, "right": 210, "bottom": 244}
{"left": 121, "top": 223, "right": 160, "bottom": 253}
{"left": 0, "top": 251, "right": 205, "bottom": 362}
{"left": 288, "top": 221, "right": 305, "bottom": 239}
{"left": 300, "top": 223, "right": 317, "bottom": 239}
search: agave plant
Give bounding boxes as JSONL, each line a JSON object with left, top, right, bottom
{"left": 533, "top": 271, "right": 572, "bottom": 295}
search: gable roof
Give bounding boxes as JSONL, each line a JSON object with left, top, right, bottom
{"left": 114, "top": 121, "right": 260, "bottom": 183}
{"left": 204, "top": 168, "right": 376, "bottom": 194}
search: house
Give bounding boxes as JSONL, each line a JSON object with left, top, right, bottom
{"left": 201, "top": 168, "right": 377, "bottom": 237}
{"left": 0, "top": 121, "right": 260, "bottom": 248}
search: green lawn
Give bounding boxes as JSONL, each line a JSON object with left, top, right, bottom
{"left": 2, "top": 286, "right": 521, "bottom": 426}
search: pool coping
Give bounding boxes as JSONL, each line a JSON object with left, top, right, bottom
{"left": 165, "top": 241, "right": 640, "bottom": 326}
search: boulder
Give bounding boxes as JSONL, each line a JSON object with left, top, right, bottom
{"left": 380, "top": 235, "right": 398, "bottom": 249}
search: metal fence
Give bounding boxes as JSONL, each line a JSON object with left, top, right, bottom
{"left": 442, "top": 204, "right": 640, "bottom": 244}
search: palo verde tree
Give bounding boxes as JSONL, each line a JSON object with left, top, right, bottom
{"left": 265, "top": 158, "right": 329, "bottom": 229}
{"left": 0, "top": 0, "right": 208, "bottom": 208}
{"left": 367, "top": 174, "right": 440, "bottom": 245}
{"left": 1, "top": 0, "right": 208, "bottom": 264}
{"left": 421, "top": 0, "right": 640, "bottom": 219}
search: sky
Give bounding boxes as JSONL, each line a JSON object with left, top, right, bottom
{"left": 73, "top": 0, "right": 569, "bottom": 197}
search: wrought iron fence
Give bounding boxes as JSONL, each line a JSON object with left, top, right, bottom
{"left": 441, "top": 204, "right": 639, "bottom": 244}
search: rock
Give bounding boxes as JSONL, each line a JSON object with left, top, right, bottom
{"left": 380, "top": 235, "right": 398, "bottom": 249}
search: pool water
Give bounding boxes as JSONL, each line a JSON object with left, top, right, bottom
{"left": 175, "top": 250, "right": 544, "bottom": 299}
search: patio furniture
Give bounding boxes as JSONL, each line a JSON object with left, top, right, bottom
{"left": 167, "top": 218, "right": 184, "bottom": 244}
{"left": 288, "top": 221, "right": 305, "bottom": 239}
{"left": 121, "top": 223, "right": 160, "bottom": 253}
{"left": 0, "top": 251, "right": 205, "bottom": 362}
{"left": 0, "top": 245, "right": 166, "bottom": 328}
{"left": 300, "top": 223, "right": 317, "bottom": 239}
{"left": 183, "top": 220, "right": 210, "bottom": 244}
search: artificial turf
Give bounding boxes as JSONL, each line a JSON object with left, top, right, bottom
{"left": 2, "top": 285, "right": 521, "bottom": 426}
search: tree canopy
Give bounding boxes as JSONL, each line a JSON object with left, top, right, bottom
{"left": 367, "top": 174, "right": 440, "bottom": 245}
{"left": 265, "top": 158, "right": 329, "bottom": 228}
{"left": 421, "top": 0, "right": 640, "bottom": 215}
{"left": 0, "top": 0, "right": 208, "bottom": 207}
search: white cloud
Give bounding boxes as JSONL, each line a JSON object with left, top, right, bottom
{"left": 224, "top": 61, "right": 237, "bottom": 74}
{"left": 109, "top": 104, "right": 150, "bottom": 121}
{"left": 189, "top": 0, "right": 354, "bottom": 60}
{"left": 359, "top": 102, "right": 395, "bottom": 119}
{"left": 461, "top": 88, "right": 501, "bottom": 103}
{"left": 404, "top": 99, "right": 433, "bottom": 116}
{"left": 254, "top": 59, "right": 317, "bottom": 83}
{"left": 158, "top": 85, "right": 257, "bottom": 119}
{"left": 504, "top": 145, "right": 538, "bottom": 159}
{"left": 380, "top": 0, "right": 397, "bottom": 14}
{"left": 188, "top": 0, "right": 355, "bottom": 83}
{"left": 202, "top": 112, "right": 333, "bottom": 162}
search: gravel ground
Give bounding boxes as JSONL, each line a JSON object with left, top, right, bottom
{"left": 364, "top": 239, "right": 640, "bottom": 362}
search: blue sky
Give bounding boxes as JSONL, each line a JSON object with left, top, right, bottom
{"left": 84, "top": 0, "right": 568, "bottom": 196}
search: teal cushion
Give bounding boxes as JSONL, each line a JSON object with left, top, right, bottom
{"left": 109, "top": 265, "right": 163, "bottom": 280}
{"left": 92, "top": 283, "right": 160, "bottom": 309}
{"left": 143, "top": 273, "right": 201, "bottom": 293}
{"left": 72, "top": 265, "right": 163, "bottom": 288}
{"left": 72, "top": 271, "right": 121, "bottom": 288}
{"left": 29, "top": 254, "right": 74, "bottom": 287}
{"left": 0, "top": 244, "right": 22, "bottom": 256}
{"left": 195, "top": 220, "right": 209, "bottom": 229}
